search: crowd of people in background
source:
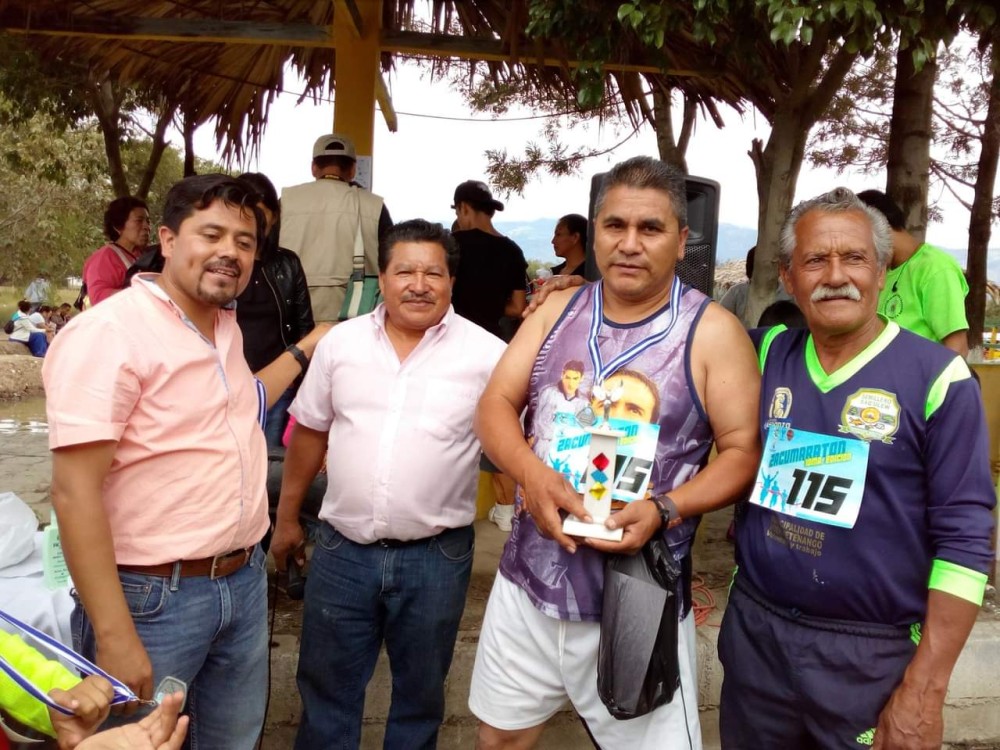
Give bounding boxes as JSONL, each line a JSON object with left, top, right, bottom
{"left": 1, "top": 138, "right": 992, "bottom": 750}
{"left": 4, "top": 298, "right": 74, "bottom": 358}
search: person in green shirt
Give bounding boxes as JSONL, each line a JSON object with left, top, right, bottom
{"left": 858, "top": 190, "right": 969, "bottom": 357}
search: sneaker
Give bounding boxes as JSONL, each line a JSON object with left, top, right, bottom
{"left": 488, "top": 503, "right": 514, "bottom": 532}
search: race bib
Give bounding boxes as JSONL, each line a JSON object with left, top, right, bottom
{"left": 752, "top": 425, "right": 870, "bottom": 529}
{"left": 547, "top": 418, "right": 660, "bottom": 502}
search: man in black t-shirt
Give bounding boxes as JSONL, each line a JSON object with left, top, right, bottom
{"left": 450, "top": 180, "right": 528, "bottom": 340}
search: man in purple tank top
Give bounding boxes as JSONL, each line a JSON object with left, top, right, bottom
{"left": 468, "top": 156, "right": 761, "bottom": 749}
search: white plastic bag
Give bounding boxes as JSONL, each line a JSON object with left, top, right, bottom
{"left": 0, "top": 492, "right": 39, "bottom": 569}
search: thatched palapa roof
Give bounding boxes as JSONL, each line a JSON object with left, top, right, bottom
{"left": 0, "top": 1, "right": 752, "bottom": 158}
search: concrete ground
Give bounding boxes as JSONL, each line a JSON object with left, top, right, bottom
{"left": 2, "top": 400, "right": 999, "bottom": 749}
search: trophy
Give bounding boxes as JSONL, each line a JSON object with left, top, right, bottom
{"left": 562, "top": 382, "right": 625, "bottom": 542}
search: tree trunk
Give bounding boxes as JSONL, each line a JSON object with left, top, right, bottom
{"left": 183, "top": 111, "right": 196, "bottom": 177}
{"left": 966, "top": 34, "right": 1000, "bottom": 348}
{"left": 885, "top": 45, "right": 937, "bottom": 239}
{"left": 746, "top": 105, "right": 810, "bottom": 327}
{"left": 88, "top": 76, "right": 130, "bottom": 197}
{"left": 135, "top": 101, "right": 177, "bottom": 200}
{"left": 652, "top": 88, "right": 691, "bottom": 174}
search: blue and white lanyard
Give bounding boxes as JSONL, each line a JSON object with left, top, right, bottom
{"left": 0, "top": 609, "right": 141, "bottom": 716}
{"left": 255, "top": 378, "right": 267, "bottom": 430}
{"left": 587, "top": 275, "right": 683, "bottom": 385}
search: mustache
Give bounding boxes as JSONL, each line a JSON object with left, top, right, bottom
{"left": 205, "top": 259, "right": 241, "bottom": 274}
{"left": 401, "top": 291, "right": 435, "bottom": 303}
{"left": 811, "top": 284, "right": 860, "bottom": 302}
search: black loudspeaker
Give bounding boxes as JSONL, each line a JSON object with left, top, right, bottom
{"left": 585, "top": 173, "right": 721, "bottom": 298}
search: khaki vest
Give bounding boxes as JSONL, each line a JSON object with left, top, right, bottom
{"left": 279, "top": 179, "right": 384, "bottom": 322}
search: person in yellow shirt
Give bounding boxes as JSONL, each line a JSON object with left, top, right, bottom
{"left": 1, "top": 629, "right": 186, "bottom": 749}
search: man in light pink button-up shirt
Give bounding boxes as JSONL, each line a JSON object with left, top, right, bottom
{"left": 44, "top": 175, "right": 329, "bottom": 749}
{"left": 271, "top": 219, "right": 505, "bottom": 749}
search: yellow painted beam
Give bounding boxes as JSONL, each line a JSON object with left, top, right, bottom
{"left": 332, "top": 0, "right": 381, "bottom": 157}
{"left": 375, "top": 73, "right": 398, "bottom": 133}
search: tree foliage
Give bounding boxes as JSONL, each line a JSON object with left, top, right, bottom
{"left": 0, "top": 35, "right": 180, "bottom": 200}
{"left": 520, "top": 0, "right": 973, "bottom": 324}
{"left": 809, "top": 41, "right": 999, "bottom": 224}
{"left": 0, "top": 97, "right": 220, "bottom": 285}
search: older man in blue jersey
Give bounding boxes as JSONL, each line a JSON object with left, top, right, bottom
{"left": 720, "top": 187, "right": 996, "bottom": 749}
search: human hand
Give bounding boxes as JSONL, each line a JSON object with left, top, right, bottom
{"left": 76, "top": 692, "right": 188, "bottom": 750}
{"left": 270, "top": 518, "right": 306, "bottom": 573}
{"left": 585, "top": 499, "right": 663, "bottom": 555}
{"left": 49, "top": 676, "right": 115, "bottom": 749}
{"left": 872, "top": 679, "right": 944, "bottom": 749}
{"left": 96, "top": 631, "right": 153, "bottom": 716}
{"left": 522, "top": 275, "right": 586, "bottom": 318}
{"left": 297, "top": 322, "right": 333, "bottom": 356}
{"left": 521, "top": 463, "right": 590, "bottom": 553}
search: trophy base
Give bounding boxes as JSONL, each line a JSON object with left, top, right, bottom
{"left": 562, "top": 515, "right": 623, "bottom": 542}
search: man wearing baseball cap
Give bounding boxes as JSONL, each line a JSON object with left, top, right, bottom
{"left": 280, "top": 133, "right": 393, "bottom": 322}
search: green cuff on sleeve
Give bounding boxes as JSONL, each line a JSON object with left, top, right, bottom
{"left": 928, "top": 558, "right": 988, "bottom": 605}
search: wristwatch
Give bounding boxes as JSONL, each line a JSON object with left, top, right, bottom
{"left": 651, "top": 494, "right": 682, "bottom": 530}
{"left": 286, "top": 344, "right": 310, "bottom": 373}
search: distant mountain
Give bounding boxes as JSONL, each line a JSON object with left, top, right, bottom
{"left": 480, "top": 218, "right": 1000, "bottom": 282}
{"left": 939, "top": 247, "right": 1000, "bottom": 284}
{"left": 490, "top": 219, "right": 758, "bottom": 264}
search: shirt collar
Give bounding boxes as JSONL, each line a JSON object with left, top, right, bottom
{"left": 133, "top": 274, "right": 232, "bottom": 346}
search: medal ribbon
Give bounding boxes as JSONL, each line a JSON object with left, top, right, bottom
{"left": 0, "top": 609, "right": 140, "bottom": 715}
{"left": 587, "top": 275, "right": 683, "bottom": 385}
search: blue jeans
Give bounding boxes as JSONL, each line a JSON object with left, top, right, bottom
{"left": 264, "top": 386, "right": 295, "bottom": 450}
{"left": 295, "top": 523, "right": 475, "bottom": 750}
{"left": 72, "top": 545, "right": 269, "bottom": 750}
{"left": 26, "top": 332, "right": 48, "bottom": 357}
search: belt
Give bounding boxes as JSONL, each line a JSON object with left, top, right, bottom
{"left": 358, "top": 525, "right": 468, "bottom": 548}
{"left": 117, "top": 546, "right": 254, "bottom": 580}
{"left": 372, "top": 536, "right": 430, "bottom": 548}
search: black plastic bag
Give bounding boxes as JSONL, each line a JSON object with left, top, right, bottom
{"left": 597, "top": 538, "right": 682, "bottom": 719}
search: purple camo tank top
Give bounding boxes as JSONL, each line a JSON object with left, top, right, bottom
{"left": 498, "top": 281, "right": 714, "bottom": 621}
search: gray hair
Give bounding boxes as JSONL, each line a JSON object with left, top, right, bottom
{"left": 594, "top": 156, "right": 688, "bottom": 229}
{"left": 779, "top": 187, "right": 892, "bottom": 269}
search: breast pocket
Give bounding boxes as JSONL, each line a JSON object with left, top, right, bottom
{"left": 417, "top": 378, "right": 480, "bottom": 442}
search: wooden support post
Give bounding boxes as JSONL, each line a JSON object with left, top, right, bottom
{"left": 332, "top": 0, "right": 381, "bottom": 161}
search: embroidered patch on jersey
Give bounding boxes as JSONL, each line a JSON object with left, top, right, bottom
{"left": 839, "top": 388, "right": 900, "bottom": 444}
{"left": 884, "top": 293, "right": 903, "bottom": 318}
{"left": 769, "top": 387, "right": 793, "bottom": 419}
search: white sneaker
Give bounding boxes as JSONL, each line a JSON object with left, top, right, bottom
{"left": 488, "top": 503, "right": 514, "bottom": 532}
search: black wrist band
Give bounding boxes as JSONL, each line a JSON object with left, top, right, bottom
{"left": 286, "top": 344, "right": 310, "bottom": 373}
{"left": 651, "top": 494, "right": 680, "bottom": 529}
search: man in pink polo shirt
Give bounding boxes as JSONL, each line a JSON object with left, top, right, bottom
{"left": 44, "top": 174, "right": 328, "bottom": 749}
{"left": 271, "top": 219, "right": 506, "bottom": 748}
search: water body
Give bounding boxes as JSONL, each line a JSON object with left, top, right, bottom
{"left": 0, "top": 396, "right": 46, "bottom": 435}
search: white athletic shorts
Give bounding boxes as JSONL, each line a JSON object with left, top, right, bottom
{"left": 469, "top": 573, "right": 702, "bottom": 749}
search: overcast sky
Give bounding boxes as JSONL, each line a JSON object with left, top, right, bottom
{"left": 190, "top": 60, "right": 985, "bottom": 260}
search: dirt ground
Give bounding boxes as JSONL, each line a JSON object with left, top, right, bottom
{"left": 0, "top": 352, "right": 44, "bottom": 401}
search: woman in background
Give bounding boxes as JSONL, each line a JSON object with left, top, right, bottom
{"left": 81, "top": 197, "right": 150, "bottom": 306}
